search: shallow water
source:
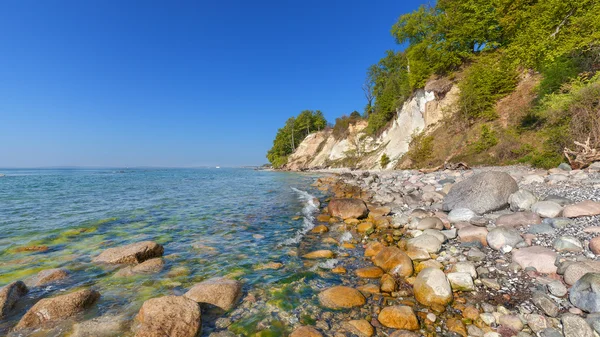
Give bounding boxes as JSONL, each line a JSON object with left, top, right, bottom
{"left": 0, "top": 168, "right": 325, "bottom": 336}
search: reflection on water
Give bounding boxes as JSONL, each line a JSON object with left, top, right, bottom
{"left": 0, "top": 168, "right": 322, "bottom": 335}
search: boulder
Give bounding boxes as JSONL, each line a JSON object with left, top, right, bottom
{"left": 564, "top": 261, "right": 600, "bottom": 285}
{"left": 416, "top": 217, "right": 444, "bottom": 230}
{"left": 447, "top": 208, "right": 476, "bottom": 223}
{"left": 532, "top": 292, "right": 559, "bottom": 317}
{"left": 406, "top": 234, "right": 442, "bottom": 254}
{"left": 134, "top": 296, "right": 201, "bottom": 337}
{"left": 447, "top": 272, "right": 475, "bottom": 291}
{"left": 531, "top": 201, "right": 563, "bottom": 218}
{"left": 71, "top": 314, "right": 126, "bottom": 337}
{"left": 377, "top": 305, "right": 419, "bottom": 330}
{"left": 509, "top": 189, "right": 537, "bottom": 211}
{"left": 328, "top": 198, "right": 368, "bottom": 219}
{"left": 563, "top": 201, "right": 600, "bottom": 218}
{"left": 562, "top": 313, "right": 594, "bottom": 337}
{"left": 458, "top": 226, "right": 488, "bottom": 246}
{"left": 372, "top": 246, "right": 413, "bottom": 277}
{"left": 553, "top": 236, "right": 583, "bottom": 252}
{"left": 15, "top": 289, "right": 100, "bottom": 330}
{"left": 589, "top": 237, "right": 600, "bottom": 255}
{"left": 35, "top": 268, "right": 69, "bottom": 286}
{"left": 92, "top": 241, "right": 164, "bottom": 264}
{"left": 0, "top": 281, "right": 28, "bottom": 318}
{"left": 486, "top": 227, "right": 523, "bottom": 251}
{"left": 451, "top": 262, "right": 477, "bottom": 278}
{"left": 496, "top": 212, "right": 542, "bottom": 227}
{"left": 413, "top": 268, "right": 453, "bottom": 310}
{"left": 570, "top": 273, "right": 600, "bottom": 313}
{"left": 442, "top": 172, "right": 518, "bottom": 214}
{"left": 318, "top": 286, "right": 365, "bottom": 309}
{"left": 512, "top": 246, "right": 557, "bottom": 274}
{"left": 184, "top": 278, "right": 242, "bottom": 311}
{"left": 290, "top": 326, "right": 323, "bottom": 337}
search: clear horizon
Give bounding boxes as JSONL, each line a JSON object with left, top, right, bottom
{"left": 0, "top": 1, "right": 422, "bottom": 167}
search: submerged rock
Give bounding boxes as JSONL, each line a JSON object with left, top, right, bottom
{"left": 35, "top": 268, "right": 69, "bottom": 286}
{"left": 92, "top": 241, "right": 164, "bottom": 264}
{"left": 328, "top": 198, "right": 369, "bottom": 219}
{"left": 184, "top": 278, "right": 242, "bottom": 311}
{"left": 302, "top": 250, "right": 334, "bottom": 259}
{"left": 0, "top": 281, "right": 28, "bottom": 318}
{"left": 15, "top": 289, "right": 100, "bottom": 330}
{"left": 345, "top": 319, "right": 374, "bottom": 336}
{"left": 290, "top": 326, "right": 323, "bottom": 337}
{"left": 134, "top": 295, "right": 201, "bottom": 337}
{"left": 377, "top": 305, "right": 419, "bottom": 330}
{"left": 442, "top": 171, "right": 518, "bottom": 214}
{"left": 318, "top": 286, "right": 365, "bottom": 309}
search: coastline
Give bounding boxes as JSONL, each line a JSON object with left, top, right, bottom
{"left": 270, "top": 164, "right": 600, "bottom": 336}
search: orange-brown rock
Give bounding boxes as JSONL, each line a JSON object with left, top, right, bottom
{"left": 356, "top": 266, "right": 384, "bottom": 279}
{"left": 92, "top": 241, "right": 164, "bottom": 264}
{"left": 380, "top": 274, "right": 396, "bottom": 293}
{"left": 328, "top": 198, "right": 369, "bottom": 220}
{"left": 134, "top": 295, "right": 201, "bottom": 337}
{"left": 311, "top": 225, "right": 329, "bottom": 234}
{"left": 302, "top": 250, "right": 334, "bottom": 259}
{"left": 372, "top": 246, "right": 413, "bottom": 277}
{"left": 345, "top": 319, "right": 374, "bottom": 336}
{"left": 318, "top": 286, "right": 366, "bottom": 309}
{"left": 377, "top": 305, "right": 419, "bottom": 330}
{"left": 364, "top": 241, "right": 384, "bottom": 257}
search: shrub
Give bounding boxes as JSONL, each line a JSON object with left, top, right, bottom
{"left": 407, "top": 132, "right": 434, "bottom": 167}
{"left": 458, "top": 53, "right": 518, "bottom": 121}
{"left": 332, "top": 114, "right": 363, "bottom": 140}
{"left": 380, "top": 153, "right": 390, "bottom": 168}
{"left": 472, "top": 125, "right": 499, "bottom": 153}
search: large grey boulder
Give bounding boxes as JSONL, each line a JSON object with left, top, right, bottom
{"left": 442, "top": 172, "right": 518, "bottom": 214}
{"left": 570, "top": 273, "right": 600, "bottom": 312}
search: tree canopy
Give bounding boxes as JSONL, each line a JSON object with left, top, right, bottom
{"left": 266, "top": 110, "right": 327, "bottom": 168}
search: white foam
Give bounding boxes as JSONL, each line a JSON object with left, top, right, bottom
{"left": 280, "top": 187, "right": 318, "bottom": 246}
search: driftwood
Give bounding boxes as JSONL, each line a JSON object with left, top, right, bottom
{"left": 564, "top": 137, "right": 600, "bottom": 169}
{"left": 420, "top": 162, "right": 470, "bottom": 173}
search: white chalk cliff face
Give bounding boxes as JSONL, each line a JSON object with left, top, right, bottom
{"left": 284, "top": 80, "right": 458, "bottom": 171}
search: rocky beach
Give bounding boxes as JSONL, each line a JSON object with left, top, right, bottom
{"left": 265, "top": 162, "right": 600, "bottom": 337}
{"left": 2, "top": 164, "right": 600, "bottom": 337}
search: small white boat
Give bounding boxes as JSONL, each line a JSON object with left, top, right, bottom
{"left": 215, "top": 166, "right": 220, "bottom": 169}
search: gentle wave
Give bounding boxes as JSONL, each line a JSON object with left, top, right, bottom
{"left": 280, "top": 187, "right": 319, "bottom": 246}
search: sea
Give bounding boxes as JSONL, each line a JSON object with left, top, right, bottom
{"left": 0, "top": 168, "right": 344, "bottom": 336}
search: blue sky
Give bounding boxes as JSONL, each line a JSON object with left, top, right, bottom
{"left": 0, "top": 0, "right": 423, "bottom": 167}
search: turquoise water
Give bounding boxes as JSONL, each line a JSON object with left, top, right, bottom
{"left": 0, "top": 168, "right": 324, "bottom": 336}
